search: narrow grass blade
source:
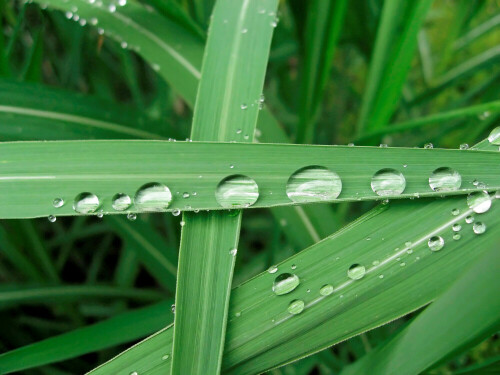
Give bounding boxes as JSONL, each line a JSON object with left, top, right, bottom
{"left": 455, "top": 356, "right": 500, "bottom": 374}
{"left": 0, "top": 140, "right": 498, "bottom": 219}
{"left": 454, "top": 12, "right": 500, "bottom": 51}
{"left": 172, "top": 0, "right": 278, "bottom": 374}
{"left": 340, "top": 240, "right": 500, "bottom": 375}
{"left": 0, "top": 301, "right": 173, "bottom": 374}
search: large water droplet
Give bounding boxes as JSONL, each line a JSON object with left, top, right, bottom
{"left": 467, "top": 191, "right": 491, "bottom": 213}
{"left": 488, "top": 126, "right": 500, "bottom": 145}
{"left": 53, "top": 198, "right": 64, "bottom": 208}
{"left": 452, "top": 223, "right": 461, "bottom": 232}
{"left": 287, "top": 299, "right": 304, "bottom": 315}
{"left": 465, "top": 215, "right": 475, "bottom": 224}
{"left": 135, "top": 183, "right": 172, "bottom": 212}
{"left": 48, "top": 215, "right": 56, "bottom": 223}
{"left": 347, "top": 264, "right": 366, "bottom": 280}
{"left": 371, "top": 169, "right": 406, "bottom": 196}
{"left": 429, "top": 167, "right": 461, "bottom": 191}
{"left": 112, "top": 193, "right": 132, "bottom": 211}
{"left": 272, "top": 273, "right": 300, "bottom": 295}
{"left": 73, "top": 192, "right": 100, "bottom": 214}
{"left": 215, "top": 175, "right": 259, "bottom": 208}
{"left": 286, "top": 166, "right": 342, "bottom": 202}
{"left": 472, "top": 222, "right": 486, "bottom": 234}
{"left": 320, "top": 284, "right": 334, "bottom": 296}
{"left": 428, "top": 236, "right": 444, "bottom": 251}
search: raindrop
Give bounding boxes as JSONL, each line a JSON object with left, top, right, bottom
{"left": 120, "top": 41, "right": 128, "bottom": 49}
{"left": 73, "top": 192, "right": 100, "bottom": 214}
{"left": 371, "top": 168, "right": 406, "bottom": 196}
{"left": 400, "top": 262, "right": 406, "bottom": 267}
{"left": 182, "top": 192, "right": 190, "bottom": 199}
{"left": 127, "top": 213, "right": 137, "bottom": 221}
{"left": 53, "top": 198, "right": 64, "bottom": 208}
{"left": 162, "top": 354, "right": 170, "bottom": 361}
{"left": 291, "top": 264, "right": 297, "bottom": 270}
{"left": 89, "top": 17, "right": 98, "bottom": 25}
{"left": 452, "top": 223, "right": 462, "bottom": 232}
{"left": 65, "top": 11, "right": 73, "bottom": 19}
{"left": 236, "top": 129, "right": 242, "bottom": 134}
{"left": 424, "top": 143, "right": 434, "bottom": 149}
{"left": 459, "top": 143, "right": 469, "bottom": 150}
{"left": 453, "top": 233, "right": 461, "bottom": 240}
{"left": 108, "top": 4, "right": 116, "bottom": 12}
{"left": 379, "top": 274, "right": 384, "bottom": 279}
{"left": 286, "top": 166, "right": 342, "bottom": 202}
{"left": 229, "top": 248, "right": 237, "bottom": 256}
{"left": 451, "top": 208, "right": 460, "bottom": 216}
{"left": 130, "top": 372, "right": 138, "bottom": 375}
{"left": 240, "top": 103, "right": 248, "bottom": 110}
{"left": 467, "top": 191, "right": 491, "bottom": 213}
{"left": 428, "top": 236, "right": 444, "bottom": 251}
{"left": 268, "top": 265, "right": 278, "bottom": 274}
{"left": 347, "top": 143, "right": 354, "bottom": 147}
{"left": 465, "top": 215, "right": 474, "bottom": 224}
{"left": 171, "top": 304, "right": 175, "bottom": 313}
{"left": 472, "top": 222, "right": 486, "bottom": 234}
{"left": 272, "top": 273, "right": 300, "bottom": 295}
{"left": 112, "top": 193, "right": 132, "bottom": 211}
{"left": 347, "top": 264, "right": 366, "bottom": 280}
{"left": 229, "top": 164, "right": 234, "bottom": 169}
{"left": 215, "top": 175, "right": 259, "bottom": 208}
{"left": 480, "top": 111, "right": 491, "bottom": 120}
{"left": 241, "top": 28, "right": 248, "bottom": 33}
{"left": 287, "top": 299, "right": 304, "bottom": 315}
{"left": 172, "top": 209, "right": 181, "bottom": 216}
{"left": 79, "top": 18, "right": 87, "bottom": 26}
{"left": 48, "top": 215, "right": 56, "bottom": 223}
{"left": 379, "top": 143, "right": 388, "bottom": 148}
{"left": 488, "top": 126, "right": 500, "bottom": 145}
{"left": 135, "top": 183, "right": 172, "bottom": 212}
{"left": 118, "top": 0, "right": 126, "bottom": 5}
{"left": 429, "top": 167, "right": 461, "bottom": 191}
{"left": 180, "top": 220, "right": 185, "bottom": 227}
{"left": 320, "top": 284, "right": 334, "bottom": 296}
{"left": 96, "top": 211, "right": 104, "bottom": 218}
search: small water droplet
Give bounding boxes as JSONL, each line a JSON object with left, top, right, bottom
{"left": 480, "top": 111, "right": 491, "bottom": 120}
{"left": 379, "top": 143, "right": 388, "bottom": 148}
{"left": 465, "top": 215, "right": 475, "bottom": 224}
{"left": 287, "top": 299, "right": 304, "bottom": 314}
{"left": 89, "top": 17, "right": 98, "bottom": 25}
{"left": 229, "top": 248, "right": 237, "bottom": 256}
{"left": 424, "top": 143, "right": 434, "bottom": 149}
{"left": 235, "top": 311, "right": 241, "bottom": 317}
{"left": 171, "top": 304, "right": 175, "bottom": 313}
{"left": 240, "top": 103, "right": 248, "bottom": 110}
{"left": 467, "top": 191, "right": 491, "bottom": 213}
{"left": 182, "top": 192, "right": 190, "bottom": 199}
{"left": 272, "top": 273, "right": 300, "bottom": 295}
{"left": 268, "top": 265, "right": 278, "bottom": 274}
{"left": 347, "top": 264, "right": 366, "bottom": 280}
{"left": 65, "top": 11, "right": 73, "bottom": 19}
{"left": 460, "top": 143, "right": 469, "bottom": 150}
{"left": 453, "top": 233, "right": 461, "bottom": 240}
{"left": 162, "top": 354, "right": 170, "bottom": 361}
{"left": 291, "top": 264, "right": 297, "bottom": 270}
{"left": 428, "top": 236, "right": 444, "bottom": 251}
{"left": 73, "top": 192, "right": 100, "bottom": 214}
{"left": 120, "top": 41, "right": 128, "bottom": 49}
{"left": 48, "top": 215, "right": 56, "bottom": 223}
{"left": 130, "top": 372, "right": 138, "bottom": 375}
{"left": 400, "top": 262, "right": 406, "bottom": 267}
{"left": 108, "top": 4, "right": 116, "bottom": 12}
{"left": 429, "top": 167, "right": 461, "bottom": 191}
{"left": 472, "top": 221, "right": 486, "bottom": 234}
{"left": 320, "top": 284, "right": 334, "bottom": 296}
{"left": 488, "top": 126, "right": 500, "bottom": 145}
{"left": 172, "top": 209, "right": 181, "bottom": 216}
{"left": 348, "top": 143, "right": 354, "bottom": 147}
{"left": 127, "top": 213, "right": 137, "bottom": 221}
{"left": 286, "top": 166, "right": 342, "bottom": 202}
{"left": 53, "top": 198, "right": 64, "bottom": 208}
{"left": 241, "top": 28, "right": 248, "bottom": 33}
{"left": 118, "top": 0, "right": 126, "bottom": 5}
{"left": 452, "top": 223, "right": 462, "bottom": 232}
{"left": 372, "top": 260, "right": 380, "bottom": 266}
{"left": 135, "top": 183, "right": 172, "bottom": 212}
{"left": 406, "top": 249, "right": 413, "bottom": 254}
{"left": 451, "top": 208, "right": 460, "bottom": 216}
{"left": 379, "top": 274, "right": 384, "bottom": 279}
{"left": 112, "top": 193, "right": 132, "bottom": 211}
{"left": 371, "top": 168, "right": 406, "bottom": 196}
{"left": 215, "top": 175, "right": 259, "bottom": 208}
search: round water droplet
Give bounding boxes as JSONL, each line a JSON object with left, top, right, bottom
{"left": 182, "top": 192, "right": 190, "bottom": 198}
{"left": 162, "top": 354, "right": 170, "bottom": 361}
{"left": 48, "top": 215, "right": 56, "bottom": 223}
{"left": 108, "top": 4, "right": 116, "bottom": 12}
{"left": 229, "top": 248, "right": 237, "bottom": 256}
{"left": 112, "top": 193, "right": 132, "bottom": 211}
{"left": 180, "top": 220, "right": 185, "bottom": 227}
{"left": 268, "top": 265, "right": 278, "bottom": 274}
{"left": 472, "top": 222, "right": 486, "bottom": 234}
{"left": 465, "top": 215, "right": 474, "bottom": 224}
{"left": 488, "top": 126, "right": 500, "bottom": 145}
{"left": 53, "top": 198, "right": 64, "bottom": 208}
{"left": 215, "top": 175, "right": 259, "bottom": 208}
{"left": 291, "top": 264, "right": 297, "bottom": 270}
{"left": 171, "top": 304, "right": 175, "bottom": 313}
{"left": 127, "top": 213, "right": 137, "bottom": 221}
{"left": 172, "top": 209, "right": 181, "bottom": 216}
{"left": 347, "top": 264, "right": 366, "bottom": 280}
{"left": 429, "top": 167, "right": 461, "bottom": 191}
{"left": 287, "top": 299, "right": 304, "bottom": 315}
{"left": 428, "top": 236, "right": 444, "bottom": 251}
{"left": 452, "top": 223, "right": 461, "bottom": 232}
{"left": 73, "top": 192, "right": 100, "bottom": 214}
{"left": 272, "top": 273, "right": 300, "bottom": 295}
{"left": 459, "top": 143, "right": 469, "bottom": 150}
{"left": 320, "top": 284, "right": 334, "bottom": 296}
{"left": 424, "top": 143, "right": 434, "bottom": 149}
{"left": 286, "top": 166, "right": 342, "bottom": 202}
{"left": 467, "top": 191, "right": 491, "bottom": 213}
{"left": 371, "top": 168, "right": 406, "bottom": 196}
{"left": 451, "top": 208, "right": 460, "bottom": 216}
{"left": 130, "top": 372, "right": 138, "bottom": 375}
{"left": 240, "top": 103, "right": 248, "bottom": 110}
{"left": 135, "top": 183, "right": 172, "bottom": 212}
{"left": 453, "top": 233, "right": 461, "bottom": 240}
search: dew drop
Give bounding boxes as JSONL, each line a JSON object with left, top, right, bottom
{"left": 171, "top": 304, "right": 175, "bottom": 313}
{"left": 118, "top": 0, "right": 126, "bottom": 5}
{"left": 268, "top": 265, "right": 278, "bottom": 274}
{"left": 135, "top": 183, "right": 172, "bottom": 212}
{"left": 112, "top": 193, "right": 132, "bottom": 211}
{"left": 424, "top": 143, "right": 434, "bottom": 149}
{"left": 48, "top": 215, "right": 56, "bottom": 223}
{"left": 472, "top": 222, "right": 486, "bottom": 234}
{"left": 73, "top": 192, "right": 100, "bottom": 214}
{"left": 371, "top": 168, "right": 406, "bottom": 196}
{"left": 272, "top": 273, "right": 300, "bottom": 295}
{"left": 127, "top": 213, "right": 137, "bottom": 221}
{"left": 53, "top": 198, "right": 64, "bottom": 208}
{"left": 428, "top": 236, "right": 444, "bottom": 251}
{"left": 429, "top": 167, "right": 461, "bottom": 191}
{"left": 453, "top": 233, "right": 461, "bottom": 240}
{"left": 465, "top": 215, "right": 474, "bottom": 224}
{"left": 467, "top": 191, "right": 491, "bottom": 213}
{"left": 229, "top": 248, "right": 237, "bottom": 256}
{"left": 172, "top": 209, "right": 181, "bottom": 216}
{"left": 290, "top": 264, "right": 297, "bottom": 270}
{"left": 347, "top": 264, "right": 366, "bottom": 280}
{"left": 215, "top": 175, "right": 259, "bottom": 208}
{"left": 286, "top": 166, "right": 342, "bottom": 202}
{"left": 379, "top": 274, "right": 384, "bottom": 279}
{"left": 182, "top": 192, "right": 190, "bottom": 199}
{"left": 108, "top": 4, "right": 116, "bottom": 12}
{"left": 180, "top": 220, "right": 185, "bottom": 227}
{"left": 287, "top": 299, "right": 304, "bottom": 315}
{"left": 320, "top": 284, "right": 334, "bottom": 296}
{"left": 451, "top": 208, "right": 460, "bottom": 216}
{"left": 452, "top": 223, "right": 461, "bottom": 232}
{"left": 240, "top": 103, "right": 248, "bottom": 110}
{"left": 488, "top": 126, "right": 500, "bottom": 145}
{"left": 162, "top": 354, "right": 170, "bottom": 361}
{"left": 130, "top": 372, "right": 138, "bottom": 375}
{"left": 459, "top": 143, "right": 469, "bottom": 150}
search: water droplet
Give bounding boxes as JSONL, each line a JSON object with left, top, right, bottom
{"left": 451, "top": 208, "right": 460, "bottom": 216}
{"left": 236, "top": 129, "right": 242, "bottom": 134}
{"left": 379, "top": 274, "right": 384, "bottom": 279}
{"left": 89, "top": 17, "right": 98, "bottom": 25}
{"left": 429, "top": 167, "right": 461, "bottom": 191}
{"left": 406, "top": 249, "right": 413, "bottom": 254}
{"left": 428, "top": 236, "right": 444, "bottom": 251}
{"left": 379, "top": 143, "right": 388, "bottom": 148}
{"left": 108, "top": 4, "right": 116, "bottom": 12}
{"left": 130, "top": 372, "right": 138, "bottom": 375}
{"left": 320, "top": 284, "right": 334, "bottom": 296}
{"left": 118, "top": 0, "right": 126, "bottom": 5}
{"left": 182, "top": 192, "right": 190, "bottom": 199}
{"left": 347, "top": 264, "right": 366, "bottom": 280}
{"left": 48, "top": 215, "right": 56, "bottom": 223}
{"left": 371, "top": 168, "right": 406, "bottom": 196}
{"left": 465, "top": 215, "right": 474, "bottom": 224}
{"left": 240, "top": 103, "right": 247, "bottom": 110}
{"left": 286, "top": 166, "right": 342, "bottom": 202}
{"left": 347, "top": 143, "right": 354, "bottom": 147}
{"left": 467, "top": 191, "right": 491, "bottom": 213}
{"left": 53, "top": 198, "right": 64, "bottom": 208}
{"left": 472, "top": 179, "right": 479, "bottom": 186}
{"left": 180, "top": 220, "right": 185, "bottom": 227}
{"left": 73, "top": 192, "right": 100, "bottom": 214}
{"left": 480, "top": 111, "right": 491, "bottom": 120}
{"left": 96, "top": 210, "right": 104, "bottom": 218}
{"left": 460, "top": 143, "right": 469, "bottom": 150}
{"left": 171, "top": 304, "right": 175, "bottom": 313}
{"left": 241, "top": 28, "right": 248, "bottom": 33}
{"left": 268, "top": 265, "right": 278, "bottom": 274}
{"left": 235, "top": 311, "right": 241, "bottom": 317}
{"left": 372, "top": 260, "right": 380, "bottom": 266}
{"left": 424, "top": 143, "right": 434, "bottom": 149}
{"left": 65, "top": 11, "right": 73, "bottom": 19}
{"left": 162, "top": 354, "right": 170, "bottom": 361}
{"left": 472, "top": 222, "right": 486, "bottom": 234}
{"left": 135, "top": 183, "right": 172, "bottom": 212}
{"left": 172, "top": 209, "right": 181, "bottom": 216}
{"left": 127, "top": 213, "right": 137, "bottom": 221}
{"left": 287, "top": 299, "right": 304, "bottom": 315}
{"left": 400, "top": 262, "right": 406, "bottom": 267}
{"left": 452, "top": 223, "right": 461, "bottom": 232}
{"left": 79, "top": 18, "right": 87, "bottom": 26}
{"left": 488, "top": 126, "right": 500, "bottom": 145}
{"left": 272, "top": 273, "right": 300, "bottom": 295}
{"left": 229, "top": 164, "right": 234, "bottom": 169}
{"left": 230, "top": 248, "right": 237, "bottom": 256}
{"left": 291, "top": 264, "right": 297, "bottom": 270}
{"left": 453, "top": 233, "right": 461, "bottom": 240}
{"left": 112, "top": 193, "right": 132, "bottom": 211}
{"left": 120, "top": 41, "right": 128, "bottom": 49}
{"left": 215, "top": 175, "right": 259, "bottom": 208}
